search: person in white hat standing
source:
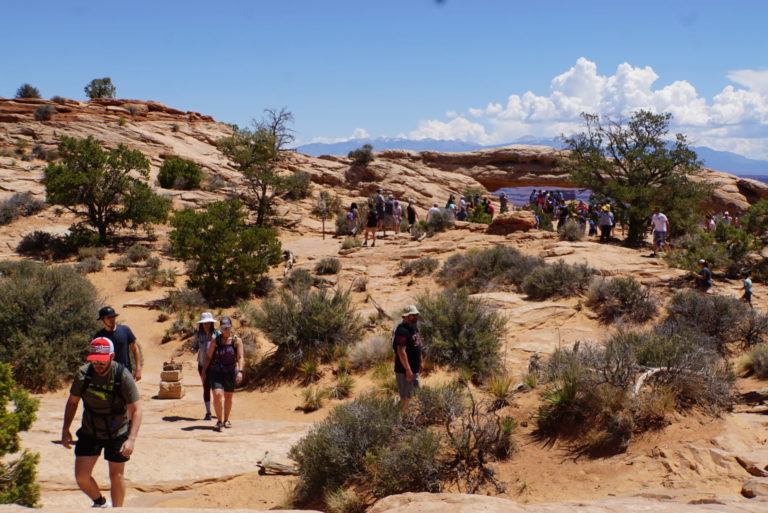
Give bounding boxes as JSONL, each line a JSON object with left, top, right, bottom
{"left": 393, "top": 305, "right": 423, "bottom": 412}
{"left": 61, "top": 337, "right": 142, "bottom": 508}
{"left": 191, "top": 312, "right": 220, "bottom": 420}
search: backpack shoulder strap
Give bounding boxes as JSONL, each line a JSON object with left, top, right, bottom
{"left": 81, "top": 363, "right": 95, "bottom": 396}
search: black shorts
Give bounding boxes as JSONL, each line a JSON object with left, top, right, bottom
{"left": 74, "top": 429, "right": 129, "bottom": 463}
{"left": 210, "top": 370, "right": 236, "bottom": 392}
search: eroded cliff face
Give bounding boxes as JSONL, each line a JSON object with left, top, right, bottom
{"left": 2, "top": 97, "right": 767, "bottom": 214}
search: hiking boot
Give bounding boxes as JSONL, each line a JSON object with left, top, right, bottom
{"left": 204, "top": 413, "right": 212, "bottom": 421}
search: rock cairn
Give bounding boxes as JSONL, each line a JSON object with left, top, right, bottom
{"left": 158, "top": 360, "right": 185, "bottom": 399}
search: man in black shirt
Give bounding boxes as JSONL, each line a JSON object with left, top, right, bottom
{"left": 393, "top": 304, "right": 422, "bottom": 412}
{"left": 94, "top": 306, "right": 142, "bottom": 381}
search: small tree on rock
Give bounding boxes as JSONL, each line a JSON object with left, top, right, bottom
{"left": 348, "top": 144, "right": 374, "bottom": 166}
{"left": 84, "top": 77, "right": 116, "bottom": 99}
{"left": 170, "top": 200, "right": 283, "bottom": 304}
{"left": 15, "top": 83, "right": 41, "bottom": 99}
{"left": 217, "top": 108, "right": 295, "bottom": 226}
{"left": 564, "top": 110, "right": 707, "bottom": 245}
{"left": 0, "top": 363, "right": 40, "bottom": 506}
{"left": 44, "top": 136, "right": 171, "bottom": 243}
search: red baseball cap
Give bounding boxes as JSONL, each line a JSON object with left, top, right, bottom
{"left": 87, "top": 337, "right": 114, "bottom": 362}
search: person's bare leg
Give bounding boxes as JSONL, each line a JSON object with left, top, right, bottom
{"left": 108, "top": 461, "right": 127, "bottom": 507}
{"left": 212, "top": 388, "right": 224, "bottom": 422}
{"left": 74, "top": 456, "right": 101, "bottom": 501}
{"left": 223, "top": 391, "right": 234, "bottom": 423}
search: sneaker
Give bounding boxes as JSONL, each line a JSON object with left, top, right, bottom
{"left": 92, "top": 496, "right": 109, "bottom": 508}
{"left": 204, "top": 413, "right": 212, "bottom": 421}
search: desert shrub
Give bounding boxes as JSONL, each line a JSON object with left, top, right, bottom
{"left": 157, "top": 156, "right": 203, "bottom": 190}
{"left": 0, "top": 364, "right": 40, "bottom": 506}
{"left": 298, "top": 358, "right": 322, "bottom": 385}
{"left": 324, "top": 489, "right": 366, "bottom": 513}
{"left": 125, "top": 267, "right": 175, "bottom": 292}
{"left": 84, "top": 77, "right": 116, "bottom": 99}
{"left": 426, "top": 208, "right": 455, "bottom": 234}
{"left": 125, "top": 104, "right": 139, "bottom": 116}
{"left": 558, "top": 220, "right": 584, "bottom": 241}
{"left": 0, "top": 261, "right": 99, "bottom": 391}
{"left": 74, "top": 257, "right": 103, "bottom": 274}
{"left": 586, "top": 276, "right": 658, "bottom": 323}
{"left": 251, "top": 287, "right": 365, "bottom": 367}
{"left": 126, "top": 243, "right": 151, "bottom": 262}
{"left": 145, "top": 256, "right": 161, "bottom": 269}
{"left": 252, "top": 275, "right": 275, "bottom": 297}
{"left": 348, "top": 144, "right": 374, "bottom": 166}
{"left": 351, "top": 277, "right": 367, "bottom": 292}
{"left": 50, "top": 95, "right": 67, "bottom": 104}
{"left": 314, "top": 257, "right": 341, "bottom": 275}
{"left": 16, "top": 231, "right": 69, "bottom": 260}
{"left": 284, "top": 268, "right": 314, "bottom": 293}
{"left": 301, "top": 387, "right": 328, "bottom": 412}
{"left": 532, "top": 206, "right": 553, "bottom": 231}
{"left": 739, "top": 343, "right": 768, "bottom": 379}
{"left": 284, "top": 171, "right": 313, "bottom": 200}
{"left": 112, "top": 255, "right": 133, "bottom": 270}
{"left": 466, "top": 204, "right": 492, "bottom": 224}
{"left": 341, "top": 236, "right": 362, "bottom": 250}
{"left": 77, "top": 246, "right": 107, "bottom": 261}
{"left": 410, "top": 220, "right": 427, "bottom": 240}
{"left": 399, "top": 257, "right": 439, "bottom": 277}
{"left": 665, "top": 290, "right": 768, "bottom": 354}
{"left": 665, "top": 227, "right": 755, "bottom": 278}
{"left": 328, "top": 374, "right": 355, "bottom": 399}
{"left": 163, "top": 288, "right": 207, "bottom": 314}
{"left": 413, "top": 383, "right": 468, "bottom": 425}
{"left": 366, "top": 429, "right": 443, "bottom": 496}
{"left": 15, "top": 84, "right": 40, "bottom": 99}
{"left": 521, "top": 260, "right": 595, "bottom": 300}
{"left": 417, "top": 288, "right": 506, "bottom": 382}
{"left": 348, "top": 335, "right": 390, "bottom": 370}
{"left": 486, "top": 373, "right": 515, "bottom": 410}
{"left": 33, "top": 104, "right": 55, "bottom": 121}
{"left": 537, "top": 326, "right": 734, "bottom": 455}
{"left": 289, "top": 394, "right": 401, "bottom": 502}
{"left": 439, "top": 245, "right": 544, "bottom": 293}
{"left": 0, "top": 192, "right": 46, "bottom": 225}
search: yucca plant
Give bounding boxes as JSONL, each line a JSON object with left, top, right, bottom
{"left": 301, "top": 387, "right": 328, "bottom": 412}
{"left": 487, "top": 373, "right": 515, "bottom": 410}
{"left": 328, "top": 374, "right": 355, "bottom": 399}
{"left": 298, "top": 357, "right": 322, "bottom": 385}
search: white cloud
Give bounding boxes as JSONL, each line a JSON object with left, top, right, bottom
{"left": 406, "top": 58, "right": 768, "bottom": 159}
{"left": 305, "top": 127, "right": 370, "bottom": 144}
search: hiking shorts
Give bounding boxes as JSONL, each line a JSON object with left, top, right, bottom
{"left": 653, "top": 230, "right": 666, "bottom": 247}
{"left": 74, "top": 429, "right": 130, "bottom": 463}
{"left": 210, "top": 370, "right": 236, "bottom": 392}
{"left": 395, "top": 372, "right": 420, "bottom": 399}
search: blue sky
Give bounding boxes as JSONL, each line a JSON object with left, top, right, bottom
{"left": 2, "top": 1, "right": 767, "bottom": 157}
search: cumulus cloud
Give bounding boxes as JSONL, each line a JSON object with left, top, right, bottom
{"left": 407, "top": 58, "right": 768, "bottom": 159}
{"left": 305, "top": 127, "right": 370, "bottom": 144}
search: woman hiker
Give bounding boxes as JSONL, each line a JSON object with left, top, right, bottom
{"left": 191, "top": 312, "right": 220, "bottom": 420}
{"left": 202, "top": 316, "right": 244, "bottom": 431}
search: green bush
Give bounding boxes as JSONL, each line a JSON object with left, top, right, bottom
{"left": 284, "top": 268, "right": 314, "bottom": 293}
{"left": 126, "top": 243, "right": 151, "bottom": 262}
{"left": 251, "top": 287, "right": 365, "bottom": 366}
{"left": 84, "top": 77, "right": 116, "bottom": 99}
{"left": 417, "top": 288, "right": 506, "bottom": 382}
{"left": 665, "top": 226, "right": 756, "bottom": 278}
{"left": 558, "top": 220, "right": 584, "bottom": 241}
{"left": 532, "top": 206, "right": 553, "bottom": 231}
{"left": 33, "top": 104, "right": 55, "bottom": 121}
{"left": 284, "top": 171, "right": 313, "bottom": 200}
{"left": 413, "top": 383, "right": 468, "bottom": 425}
{"left": 328, "top": 374, "right": 355, "bottom": 399}
{"left": 466, "top": 204, "right": 491, "bottom": 224}
{"left": 0, "top": 261, "right": 100, "bottom": 391}
{"left": 77, "top": 246, "right": 107, "bottom": 261}
{"left": 157, "top": 156, "right": 203, "bottom": 190}
{"left": 399, "top": 257, "right": 439, "bottom": 277}
{"left": 289, "top": 394, "right": 400, "bottom": 502}
{"left": 16, "top": 231, "right": 69, "bottom": 260}
{"left": 253, "top": 275, "right": 275, "bottom": 297}
{"left": 74, "top": 257, "right": 103, "bottom": 274}
{"left": 521, "top": 260, "right": 595, "bottom": 300}
{"left": 410, "top": 220, "right": 427, "bottom": 240}
{"left": 15, "top": 84, "right": 40, "bottom": 99}
{"left": 426, "top": 208, "right": 454, "bottom": 234}
{"left": 586, "top": 276, "right": 658, "bottom": 323}
{"left": 366, "top": 429, "right": 443, "bottom": 496}
{"left": 438, "top": 245, "right": 544, "bottom": 293}
{"left": 0, "top": 192, "right": 46, "bottom": 225}
{"left": 0, "top": 364, "right": 40, "bottom": 506}
{"left": 170, "top": 200, "right": 282, "bottom": 304}
{"left": 314, "top": 257, "right": 341, "bottom": 275}
{"left": 348, "top": 144, "right": 374, "bottom": 166}
{"left": 163, "top": 288, "right": 207, "bottom": 313}
{"left": 50, "top": 95, "right": 67, "bottom": 104}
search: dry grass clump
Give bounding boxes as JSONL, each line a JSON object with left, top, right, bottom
{"left": 739, "top": 343, "right": 768, "bottom": 378}
{"left": 398, "top": 257, "right": 439, "bottom": 277}
{"left": 315, "top": 257, "right": 341, "bottom": 275}
{"left": 125, "top": 267, "right": 176, "bottom": 291}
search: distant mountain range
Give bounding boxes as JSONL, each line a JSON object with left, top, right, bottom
{"left": 295, "top": 137, "right": 768, "bottom": 177}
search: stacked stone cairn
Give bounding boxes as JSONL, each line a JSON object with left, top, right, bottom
{"left": 158, "top": 360, "right": 185, "bottom": 399}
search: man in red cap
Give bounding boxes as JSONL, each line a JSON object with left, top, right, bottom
{"left": 61, "top": 337, "right": 142, "bottom": 508}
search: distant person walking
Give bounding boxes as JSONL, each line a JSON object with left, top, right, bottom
{"left": 346, "top": 202, "right": 359, "bottom": 235}
{"left": 202, "top": 316, "right": 244, "bottom": 431}
{"left": 61, "top": 338, "right": 142, "bottom": 508}
{"left": 191, "top": 312, "right": 220, "bottom": 420}
{"left": 94, "top": 306, "right": 142, "bottom": 382}
{"left": 406, "top": 199, "right": 418, "bottom": 226}
{"left": 393, "top": 305, "right": 423, "bottom": 412}
{"left": 650, "top": 207, "right": 669, "bottom": 255}
{"left": 695, "top": 259, "right": 713, "bottom": 295}
{"left": 742, "top": 271, "right": 754, "bottom": 308}
{"left": 499, "top": 192, "right": 509, "bottom": 213}
{"left": 363, "top": 206, "right": 378, "bottom": 247}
